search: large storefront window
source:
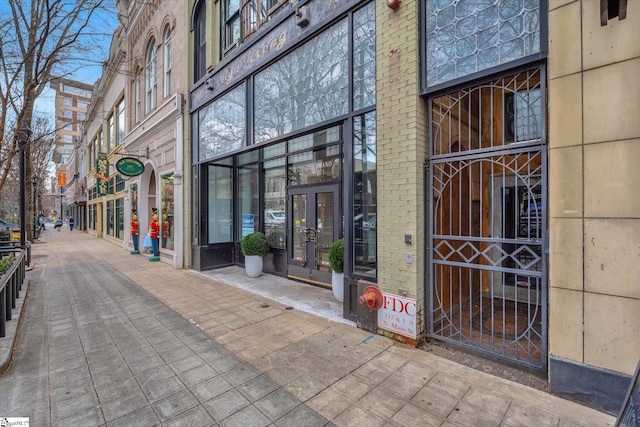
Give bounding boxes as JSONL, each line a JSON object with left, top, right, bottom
{"left": 264, "top": 157, "right": 286, "bottom": 248}
{"left": 424, "top": 0, "right": 541, "bottom": 89}
{"left": 199, "top": 83, "right": 246, "bottom": 161}
{"left": 161, "top": 174, "right": 174, "bottom": 250}
{"left": 106, "top": 200, "right": 114, "bottom": 236}
{"left": 353, "top": 112, "right": 377, "bottom": 277}
{"left": 208, "top": 163, "right": 233, "bottom": 243}
{"left": 238, "top": 154, "right": 259, "bottom": 239}
{"left": 254, "top": 19, "right": 348, "bottom": 143}
{"left": 353, "top": 1, "right": 376, "bottom": 111}
{"left": 116, "top": 198, "right": 124, "bottom": 239}
{"left": 89, "top": 204, "right": 97, "bottom": 231}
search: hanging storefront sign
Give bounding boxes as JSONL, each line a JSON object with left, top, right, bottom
{"left": 116, "top": 157, "right": 145, "bottom": 177}
{"left": 96, "top": 153, "right": 109, "bottom": 196}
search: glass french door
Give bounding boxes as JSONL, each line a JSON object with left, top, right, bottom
{"left": 287, "top": 184, "right": 340, "bottom": 287}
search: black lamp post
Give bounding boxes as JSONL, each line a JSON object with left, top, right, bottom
{"left": 32, "top": 174, "right": 38, "bottom": 238}
{"left": 17, "top": 122, "right": 32, "bottom": 248}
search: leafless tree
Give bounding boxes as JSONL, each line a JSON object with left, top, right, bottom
{"left": 0, "top": 112, "right": 55, "bottom": 223}
{"left": 0, "top": 0, "right": 115, "bottom": 239}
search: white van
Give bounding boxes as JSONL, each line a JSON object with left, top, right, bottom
{"left": 265, "top": 210, "right": 285, "bottom": 224}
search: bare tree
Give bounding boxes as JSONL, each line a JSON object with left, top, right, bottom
{"left": 0, "top": 0, "right": 115, "bottom": 239}
{"left": 0, "top": 112, "right": 55, "bottom": 231}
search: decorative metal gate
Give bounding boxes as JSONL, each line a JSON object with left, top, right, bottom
{"left": 427, "top": 69, "right": 548, "bottom": 370}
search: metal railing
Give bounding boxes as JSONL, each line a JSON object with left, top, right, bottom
{"left": 0, "top": 244, "right": 28, "bottom": 338}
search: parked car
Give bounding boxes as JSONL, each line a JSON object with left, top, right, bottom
{"left": 354, "top": 213, "right": 377, "bottom": 263}
{"left": 519, "top": 200, "right": 542, "bottom": 237}
{"left": 0, "top": 220, "right": 12, "bottom": 241}
{"left": 265, "top": 210, "right": 285, "bottom": 224}
{"left": 362, "top": 214, "right": 376, "bottom": 230}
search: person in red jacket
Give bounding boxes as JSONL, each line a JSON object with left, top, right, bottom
{"left": 149, "top": 213, "right": 160, "bottom": 257}
{"left": 130, "top": 212, "right": 139, "bottom": 253}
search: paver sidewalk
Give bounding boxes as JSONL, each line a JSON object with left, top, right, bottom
{"left": 1, "top": 228, "right": 616, "bottom": 426}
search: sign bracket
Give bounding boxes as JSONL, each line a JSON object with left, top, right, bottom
{"left": 117, "top": 147, "right": 149, "bottom": 159}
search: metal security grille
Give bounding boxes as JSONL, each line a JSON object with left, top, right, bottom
{"left": 427, "top": 69, "right": 547, "bottom": 370}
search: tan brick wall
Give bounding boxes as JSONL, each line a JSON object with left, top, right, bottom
{"left": 548, "top": 0, "right": 640, "bottom": 375}
{"left": 376, "top": 0, "right": 428, "bottom": 337}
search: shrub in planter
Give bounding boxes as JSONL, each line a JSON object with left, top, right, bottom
{"left": 241, "top": 232, "right": 270, "bottom": 257}
{"left": 328, "top": 239, "right": 344, "bottom": 302}
{"left": 328, "top": 239, "right": 344, "bottom": 273}
{"left": 241, "top": 232, "right": 269, "bottom": 278}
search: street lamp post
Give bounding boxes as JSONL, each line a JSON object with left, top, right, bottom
{"left": 17, "top": 122, "right": 32, "bottom": 248}
{"left": 32, "top": 174, "right": 38, "bottom": 239}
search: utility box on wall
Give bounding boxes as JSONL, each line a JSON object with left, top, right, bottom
{"left": 356, "top": 280, "right": 378, "bottom": 333}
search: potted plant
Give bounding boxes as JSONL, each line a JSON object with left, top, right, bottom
{"left": 241, "top": 231, "right": 270, "bottom": 278}
{"left": 328, "top": 239, "right": 344, "bottom": 302}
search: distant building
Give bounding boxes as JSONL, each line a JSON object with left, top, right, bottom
{"left": 83, "top": 26, "right": 127, "bottom": 240}
{"left": 50, "top": 77, "right": 93, "bottom": 220}
{"left": 49, "top": 77, "right": 93, "bottom": 164}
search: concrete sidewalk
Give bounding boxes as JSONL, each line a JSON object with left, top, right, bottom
{"left": 0, "top": 228, "right": 616, "bottom": 426}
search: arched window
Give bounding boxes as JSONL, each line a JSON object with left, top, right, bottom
{"left": 135, "top": 68, "right": 141, "bottom": 122}
{"left": 194, "top": 1, "right": 206, "bottom": 81}
{"left": 146, "top": 39, "right": 157, "bottom": 112}
{"left": 164, "top": 27, "right": 172, "bottom": 96}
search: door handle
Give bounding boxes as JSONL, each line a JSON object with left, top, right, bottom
{"left": 303, "top": 227, "right": 317, "bottom": 242}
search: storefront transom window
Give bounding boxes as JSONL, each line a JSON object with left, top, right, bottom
{"left": 424, "top": 0, "right": 541, "bottom": 89}
{"left": 198, "top": 83, "right": 246, "bottom": 162}
{"left": 254, "top": 19, "right": 348, "bottom": 143}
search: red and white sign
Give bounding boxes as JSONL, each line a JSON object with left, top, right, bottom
{"left": 378, "top": 292, "right": 417, "bottom": 339}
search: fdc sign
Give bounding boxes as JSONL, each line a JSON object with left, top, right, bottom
{"left": 378, "top": 292, "right": 417, "bottom": 339}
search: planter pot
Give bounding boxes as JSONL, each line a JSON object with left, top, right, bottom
{"left": 331, "top": 271, "right": 344, "bottom": 302}
{"left": 244, "top": 255, "right": 263, "bottom": 278}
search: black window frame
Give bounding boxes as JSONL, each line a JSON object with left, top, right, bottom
{"left": 222, "top": 0, "right": 285, "bottom": 56}
{"left": 193, "top": 0, "right": 207, "bottom": 82}
{"left": 223, "top": 0, "right": 241, "bottom": 52}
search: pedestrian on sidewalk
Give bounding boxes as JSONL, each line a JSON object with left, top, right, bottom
{"left": 39, "top": 216, "right": 46, "bottom": 231}
{"left": 69, "top": 217, "right": 75, "bottom": 231}
{"left": 54, "top": 218, "right": 63, "bottom": 231}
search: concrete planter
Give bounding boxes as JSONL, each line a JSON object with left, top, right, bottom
{"left": 244, "top": 255, "right": 263, "bottom": 278}
{"left": 332, "top": 271, "right": 344, "bottom": 302}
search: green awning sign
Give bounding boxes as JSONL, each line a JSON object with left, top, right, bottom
{"left": 116, "top": 157, "right": 145, "bottom": 177}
